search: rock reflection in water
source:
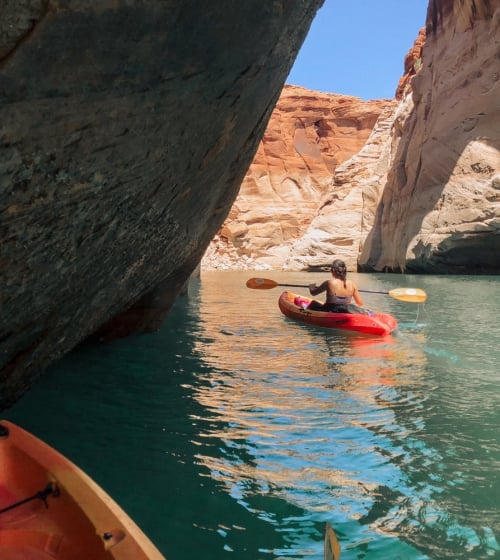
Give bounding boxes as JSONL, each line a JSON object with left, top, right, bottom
{"left": 189, "top": 310, "right": 430, "bottom": 543}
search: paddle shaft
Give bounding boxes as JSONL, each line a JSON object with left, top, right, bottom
{"left": 245, "top": 277, "right": 427, "bottom": 302}
{"left": 269, "top": 281, "right": 392, "bottom": 296}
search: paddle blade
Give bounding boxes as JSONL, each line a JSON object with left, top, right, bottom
{"left": 246, "top": 277, "right": 279, "bottom": 290}
{"left": 324, "top": 522, "right": 341, "bottom": 560}
{"left": 388, "top": 287, "right": 427, "bottom": 303}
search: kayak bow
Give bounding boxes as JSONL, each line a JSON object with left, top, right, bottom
{"left": 0, "top": 420, "right": 165, "bottom": 559}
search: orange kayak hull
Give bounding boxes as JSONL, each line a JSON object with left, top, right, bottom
{"left": 0, "top": 420, "right": 164, "bottom": 559}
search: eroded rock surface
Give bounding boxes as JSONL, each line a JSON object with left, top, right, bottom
{"left": 202, "top": 86, "right": 390, "bottom": 269}
{"left": 224, "top": 0, "right": 500, "bottom": 274}
{"left": 285, "top": 101, "right": 398, "bottom": 271}
{"left": 0, "top": 0, "right": 323, "bottom": 409}
{"left": 361, "top": 0, "right": 500, "bottom": 272}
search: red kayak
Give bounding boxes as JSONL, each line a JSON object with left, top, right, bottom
{"left": 278, "top": 291, "right": 398, "bottom": 336}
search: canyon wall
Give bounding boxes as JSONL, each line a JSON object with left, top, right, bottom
{"left": 360, "top": 0, "right": 500, "bottom": 272}
{"left": 206, "top": 0, "right": 499, "bottom": 274}
{"left": 0, "top": 0, "right": 323, "bottom": 409}
{"left": 202, "top": 86, "right": 391, "bottom": 270}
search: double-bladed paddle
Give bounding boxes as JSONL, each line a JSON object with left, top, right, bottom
{"left": 246, "top": 277, "right": 427, "bottom": 303}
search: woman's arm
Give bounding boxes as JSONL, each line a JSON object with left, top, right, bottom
{"left": 352, "top": 284, "right": 363, "bottom": 306}
{"left": 309, "top": 281, "right": 328, "bottom": 296}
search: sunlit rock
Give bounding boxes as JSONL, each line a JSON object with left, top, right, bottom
{"left": 202, "top": 85, "right": 390, "bottom": 270}
{"left": 280, "top": 0, "right": 500, "bottom": 274}
{"left": 361, "top": 0, "right": 500, "bottom": 272}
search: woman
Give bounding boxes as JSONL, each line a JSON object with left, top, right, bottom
{"left": 308, "top": 259, "right": 366, "bottom": 313}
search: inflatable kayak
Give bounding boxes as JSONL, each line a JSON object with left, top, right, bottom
{"left": 278, "top": 291, "right": 398, "bottom": 336}
{"left": 0, "top": 420, "right": 164, "bottom": 559}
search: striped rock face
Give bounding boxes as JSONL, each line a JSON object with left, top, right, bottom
{"left": 203, "top": 86, "right": 390, "bottom": 271}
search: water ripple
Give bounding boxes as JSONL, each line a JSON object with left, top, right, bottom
{"left": 7, "top": 271, "right": 499, "bottom": 560}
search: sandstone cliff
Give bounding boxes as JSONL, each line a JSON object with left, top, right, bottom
{"left": 284, "top": 100, "right": 398, "bottom": 271}
{"left": 0, "top": 0, "right": 323, "bottom": 409}
{"left": 202, "top": 86, "right": 391, "bottom": 270}
{"left": 206, "top": 0, "right": 499, "bottom": 274}
{"left": 360, "top": 0, "right": 500, "bottom": 272}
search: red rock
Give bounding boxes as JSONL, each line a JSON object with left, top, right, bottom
{"left": 203, "top": 86, "right": 392, "bottom": 269}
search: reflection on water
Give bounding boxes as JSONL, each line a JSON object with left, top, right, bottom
{"left": 6, "top": 271, "right": 500, "bottom": 560}
{"left": 183, "top": 272, "right": 500, "bottom": 559}
{"left": 189, "top": 331, "right": 428, "bottom": 555}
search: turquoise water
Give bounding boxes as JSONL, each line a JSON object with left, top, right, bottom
{"left": 6, "top": 271, "right": 500, "bottom": 559}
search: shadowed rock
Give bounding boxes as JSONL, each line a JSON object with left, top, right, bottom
{"left": 0, "top": 0, "right": 323, "bottom": 409}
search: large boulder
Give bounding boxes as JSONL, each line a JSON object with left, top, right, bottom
{"left": 0, "top": 0, "right": 323, "bottom": 409}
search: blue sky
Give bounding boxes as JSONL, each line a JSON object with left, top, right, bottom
{"left": 286, "top": 0, "right": 428, "bottom": 100}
